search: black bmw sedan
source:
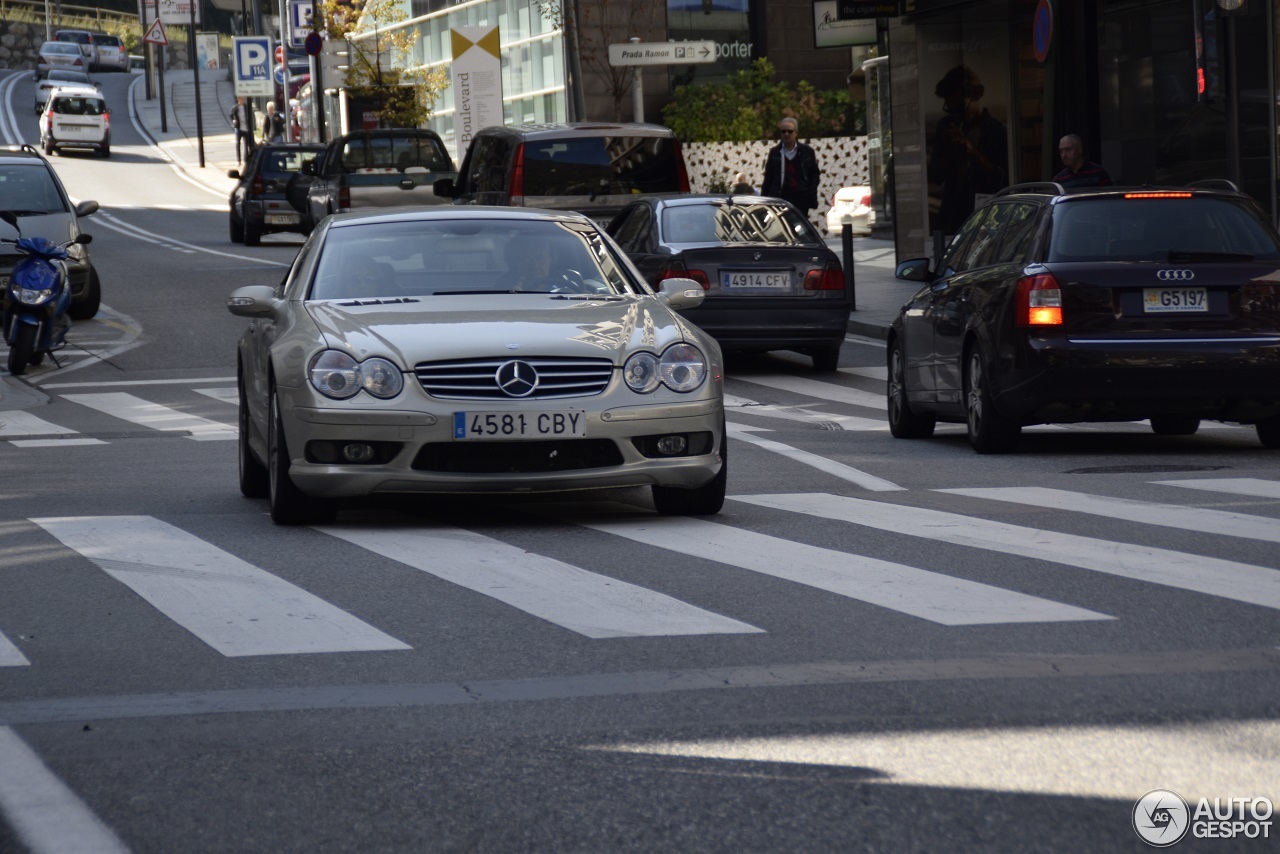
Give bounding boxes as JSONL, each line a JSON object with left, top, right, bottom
{"left": 607, "top": 194, "right": 848, "bottom": 371}
{"left": 888, "top": 180, "right": 1280, "bottom": 453}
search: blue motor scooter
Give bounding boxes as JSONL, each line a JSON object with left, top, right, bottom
{"left": 1, "top": 210, "right": 91, "bottom": 376}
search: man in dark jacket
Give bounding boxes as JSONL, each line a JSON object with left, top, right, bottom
{"left": 761, "top": 117, "right": 821, "bottom": 219}
{"left": 1053, "top": 134, "right": 1113, "bottom": 188}
{"left": 229, "top": 96, "right": 256, "bottom": 164}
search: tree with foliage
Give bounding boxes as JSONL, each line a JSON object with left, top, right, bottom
{"left": 662, "top": 58, "right": 858, "bottom": 142}
{"left": 316, "top": 0, "right": 448, "bottom": 128}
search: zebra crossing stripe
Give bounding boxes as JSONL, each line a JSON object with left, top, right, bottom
{"left": 569, "top": 506, "right": 1109, "bottom": 626}
{"left": 733, "top": 493, "right": 1280, "bottom": 610}
{"left": 733, "top": 374, "right": 887, "bottom": 411}
{"left": 728, "top": 426, "right": 904, "bottom": 491}
{"left": 0, "top": 631, "right": 30, "bottom": 667}
{"left": 0, "top": 727, "right": 129, "bottom": 854}
{"left": 30, "top": 516, "right": 411, "bottom": 657}
{"left": 0, "top": 411, "right": 76, "bottom": 438}
{"left": 317, "top": 524, "right": 762, "bottom": 638}
{"left": 724, "top": 392, "right": 888, "bottom": 431}
{"left": 61, "top": 392, "right": 236, "bottom": 441}
{"left": 1155, "top": 478, "right": 1280, "bottom": 500}
{"left": 937, "top": 487, "right": 1280, "bottom": 545}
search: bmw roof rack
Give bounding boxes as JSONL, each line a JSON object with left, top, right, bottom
{"left": 1185, "top": 178, "right": 1240, "bottom": 192}
{"left": 993, "top": 182, "right": 1065, "bottom": 198}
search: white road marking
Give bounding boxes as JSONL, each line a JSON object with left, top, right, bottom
{"left": 728, "top": 425, "right": 903, "bottom": 491}
{"left": 318, "top": 524, "right": 762, "bottom": 638}
{"left": 0, "top": 632, "right": 30, "bottom": 667}
{"left": 10, "top": 438, "right": 107, "bottom": 448}
{"left": 41, "top": 376, "right": 236, "bottom": 389}
{"left": 724, "top": 393, "right": 887, "bottom": 431}
{"left": 1155, "top": 478, "right": 1280, "bottom": 500}
{"left": 0, "top": 411, "right": 76, "bottom": 438}
{"left": 734, "top": 493, "right": 1280, "bottom": 610}
{"left": 31, "top": 516, "right": 411, "bottom": 657}
{"left": 938, "top": 486, "right": 1280, "bottom": 545}
{"left": 732, "top": 373, "right": 887, "bottom": 411}
{"left": 568, "top": 505, "right": 1108, "bottom": 626}
{"left": 62, "top": 392, "right": 236, "bottom": 440}
{"left": 0, "top": 727, "right": 130, "bottom": 854}
{"left": 194, "top": 387, "right": 238, "bottom": 404}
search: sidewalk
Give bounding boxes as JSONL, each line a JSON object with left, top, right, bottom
{"left": 129, "top": 69, "right": 908, "bottom": 340}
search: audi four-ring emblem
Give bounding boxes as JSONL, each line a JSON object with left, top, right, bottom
{"left": 496, "top": 360, "right": 539, "bottom": 397}
{"left": 1157, "top": 269, "right": 1195, "bottom": 281}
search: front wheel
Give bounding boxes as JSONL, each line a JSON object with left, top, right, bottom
{"left": 243, "top": 218, "right": 262, "bottom": 247}
{"left": 964, "top": 346, "right": 1020, "bottom": 454}
{"left": 6, "top": 323, "right": 36, "bottom": 375}
{"left": 229, "top": 212, "right": 245, "bottom": 243}
{"left": 268, "top": 386, "right": 333, "bottom": 524}
{"left": 652, "top": 420, "right": 727, "bottom": 516}
{"left": 238, "top": 370, "right": 269, "bottom": 497}
{"left": 887, "top": 338, "right": 935, "bottom": 439}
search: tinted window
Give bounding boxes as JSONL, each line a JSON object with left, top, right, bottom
{"left": 521, "top": 136, "right": 681, "bottom": 196}
{"left": 339, "top": 135, "right": 452, "bottom": 172}
{"left": 661, "top": 201, "right": 819, "bottom": 246}
{"left": 993, "top": 203, "right": 1040, "bottom": 262}
{"left": 1048, "top": 197, "right": 1280, "bottom": 261}
{"left": 610, "top": 205, "right": 652, "bottom": 252}
{"left": 96, "top": 36, "right": 121, "bottom": 47}
{"left": 938, "top": 206, "right": 992, "bottom": 274}
{"left": 0, "top": 164, "right": 67, "bottom": 214}
{"left": 964, "top": 203, "right": 1013, "bottom": 269}
{"left": 51, "top": 96, "right": 105, "bottom": 116}
{"left": 468, "top": 136, "right": 511, "bottom": 193}
{"left": 263, "top": 148, "right": 320, "bottom": 174}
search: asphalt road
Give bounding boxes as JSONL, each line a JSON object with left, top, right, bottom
{"left": 1, "top": 70, "right": 1278, "bottom": 854}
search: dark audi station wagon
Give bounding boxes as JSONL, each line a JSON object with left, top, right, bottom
{"left": 888, "top": 180, "right": 1280, "bottom": 453}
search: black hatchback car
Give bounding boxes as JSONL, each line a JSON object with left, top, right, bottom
{"left": 888, "top": 180, "right": 1280, "bottom": 453}
{"left": 228, "top": 143, "right": 324, "bottom": 245}
{"left": 608, "top": 194, "right": 848, "bottom": 370}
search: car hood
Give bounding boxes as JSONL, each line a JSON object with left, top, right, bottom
{"left": 0, "top": 213, "right": 78, "bottom": 270}
{"left": 304, "top": 295, "right": 690, "bottom": 364}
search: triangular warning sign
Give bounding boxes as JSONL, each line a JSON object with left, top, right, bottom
{"left": 144, "top": 18, "right": 168, "bottom": 46}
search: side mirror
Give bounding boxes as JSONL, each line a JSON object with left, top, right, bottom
{"left": 433, "top": 177, "right": 456, "bottom": 198}
{"left": 227, "top": 285, "right": 279, "bottom": 318}
{"left": 74, "top": 233, "right": 92, "bottom": 245}
{"left": 227, "top": 169, "right": 241, "bottom": 179}
{"left": 75, "top": 200, "right": 99, "bottom": 218}
{"left": 656, "top": 277, "right": 705, "bottom": 311}
{"left": 895, "top": 258, "right": 933, "bottom": 282}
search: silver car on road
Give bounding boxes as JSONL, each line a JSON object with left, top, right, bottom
{"left": 228, "top": 207, "right": 726, "bottom": 524}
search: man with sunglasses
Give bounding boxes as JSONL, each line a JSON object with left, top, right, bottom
{"left": 761, "top": 117, "right": 821, "bottom": 221}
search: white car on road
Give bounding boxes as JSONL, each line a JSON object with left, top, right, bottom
{"left": 826, "top": 185, "right": 875, "bottom": 236}
{"left": 40, "top": 88, "right": 111, "bottom": 158}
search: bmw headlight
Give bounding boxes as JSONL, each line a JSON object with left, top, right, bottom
{"left": 309, "top": 351, "right": 404, "bottom": 400}
{"left": 623, "top": 344, "right": 707, "bottom": 394}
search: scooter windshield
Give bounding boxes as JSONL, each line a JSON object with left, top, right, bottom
{"left": 16, "top": 236, "right": 69, "bottom": 260}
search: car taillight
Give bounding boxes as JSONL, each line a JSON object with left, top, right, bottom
{"left": 103, "top": 110, "right": 110, "bottom": 130}
{"left": 674, "top": 139, "right": 690, "bottom": 193}
{"left": 510, "top": 143, "right": 524, "bottom": 206}
{"left": 338, "top": 184, "right": 350, "bottom": 211}
{"left": 252, "top": 175, "right": 265, "bottom": 195}
{"left": 45, "top": 112, "right": 54, "bottom": 132}
{"left": 804, "top": 263, "right": 845, "bottom": 291}
{"left": 859, "top": 191, "right": 871, "bottom": 207}
{"left": 1016, "top": 273, "right": 1063, "bottom": 326}
{"left": 659, "top": 260, "right": 709, "bottom": 289}
{"left": 72, "top": 57, "right": 82, "bottom": 66}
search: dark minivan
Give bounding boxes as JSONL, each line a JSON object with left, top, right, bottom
{"left": 434, "top": 122, "right": 690, "bottom": 224}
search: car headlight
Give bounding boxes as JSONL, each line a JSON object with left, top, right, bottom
{"left": 623, "top": 344, "right": 707, "bottom": 394}
{"left": 308, "top": 350, "right": 404, "bottom": 400}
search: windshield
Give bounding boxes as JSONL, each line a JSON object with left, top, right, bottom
{"left": 661, "top": 201, "right": 821, "bottom": 246}
{"left": 1048, "top": 197, "right": 1280, "bottom": 262}
{"left": 309, "top": 219, "right": 645, "bottom": 300}
{"left": 0, "top": 164, "right": 67, "bottom": 215}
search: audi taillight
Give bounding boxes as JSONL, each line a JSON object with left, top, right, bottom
{"left": 509, "top": 143, "right": 525, "bottom": 206}
{"left": 1016, "top": 273, "right": 1063, "bottom": 326}
{"left": 804, "top": 263, "right": 845, "bottom": 291}
{"left": 660, "top": 260, "right": 709, "bottom": 289}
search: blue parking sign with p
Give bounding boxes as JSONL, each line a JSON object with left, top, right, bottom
{"left": 233, "top": 36, "right": 273, "bottom": 97}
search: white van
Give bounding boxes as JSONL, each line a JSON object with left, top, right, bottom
{"left": 39, "top": 89, "right": 111, "bottom": 158}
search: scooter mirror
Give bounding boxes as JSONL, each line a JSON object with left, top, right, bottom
{"left": 0, "top": 211, "right": 17, "bottom": 229}
{"left": 74, "top": 233, "right": 93, "bottom": 245}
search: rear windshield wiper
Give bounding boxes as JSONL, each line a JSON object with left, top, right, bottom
{"left": 1167, "top": 250, "right": 1255, "bottom": 262}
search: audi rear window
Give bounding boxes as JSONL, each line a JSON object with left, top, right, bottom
{"left": 1048, "top": 197, "right": 1280, "bottom": 262}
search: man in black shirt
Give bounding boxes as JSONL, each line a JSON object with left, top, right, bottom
{"left": 1053, "top": 134, "right": 1112, "bottom": 188}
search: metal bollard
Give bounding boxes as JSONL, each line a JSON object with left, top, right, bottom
{"left": 842, "top": 221, "right": 857, "bottom": 311}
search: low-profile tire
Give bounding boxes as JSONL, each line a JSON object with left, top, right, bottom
{"left": 887, "top": 337, "right": 935, "bottom": 439}
{"left": 964, "top": 346, "right": 1020, "bottom": 454}
{"left": 810, "top": 345, "right": 840, "bottom": 372}
{"left": 1256, "top": 416, "right": 1280, "bottom": 449}
{"left": 652, "top": 419, "right": 727, "bottom": 516}
{"left": 7, "top": 324, "right": 36, "bottom": 375}
{"left": 229, "top": 212, "right": 245, "bottom": 243}
{"left": 268, "top": 386, "right": 333, "bottom": 524}
{"left": 243, "top": 219, "right": 262, "bottom": 247}
{"left": 238, "top": 370, "right": 269, "bottom": 498}
{"left": 1149, "top": 414, "right": 1200, "bottom": 436}
{"left": 67, "top": 266, "right": 101, "bottom": 320}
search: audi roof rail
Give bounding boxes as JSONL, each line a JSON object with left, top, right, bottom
{"left": 993, "top": 182, "right": 1065, "bottom": 198}
{"left": 1185, "top": 178, "right": 1240, "bottom": 192}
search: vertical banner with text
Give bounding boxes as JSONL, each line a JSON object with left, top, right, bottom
{"left": 450, "top": 26, "right": 503, "bottom": 166}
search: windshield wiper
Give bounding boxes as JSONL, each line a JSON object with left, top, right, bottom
{"left": 1167, "top": 250, "right": 1255, "bottom": 262}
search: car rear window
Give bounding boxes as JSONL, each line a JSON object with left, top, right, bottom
{"left": 264, "top": 149, "right": 320, "bottom": 174}
{"left": 57, "top": 32, "right": 91, "bottom": 44}
{"left": 521, "top": 136, "right": 682, "bottom": 197}
{"left": 43, "top": 43, "right": 81, "bottom": 55}
{"left": 0, "top": 164, "right": 67, "bottom": 215}
{"left": 661, "top": 201, "right": 819, "bottom": 246}
{"left": 96, "top": 36, "right": 121, "bottom": 47}
{"left": 51, "top": 96, "right": 106, "bottom": 116}
{"left": 1048, "top": 197, "right": 1280, "bottom": 262}
{"left": 338, "top": 135, "right": 452, "bottom": 172}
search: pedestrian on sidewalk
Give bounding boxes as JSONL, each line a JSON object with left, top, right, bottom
{"left": 230, "top": 96, "right": 256, "bottom": 164}
{"left": 1052, "top": 133, "right": 1113, "bottom": 187}
{"left": 761, "top": 117, "right": 820, "bottom": 221}
{"left": 263, "top": 102, "right": 286, "bottom": 145}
